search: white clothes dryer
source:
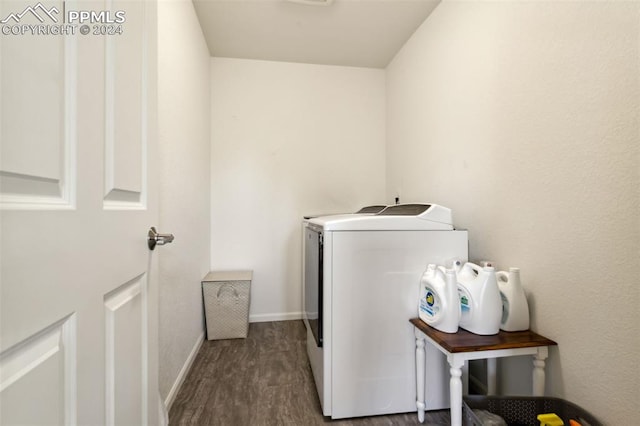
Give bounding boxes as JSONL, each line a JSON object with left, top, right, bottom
{"left": 303, "top": 204, "right": 468, "bottom": 419}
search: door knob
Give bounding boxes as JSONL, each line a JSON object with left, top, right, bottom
{"left": 148, "top": 227, "right": 174, "bottom": 250}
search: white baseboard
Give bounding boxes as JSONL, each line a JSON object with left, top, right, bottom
{"left": 164, "top": 332, "right": 205, "bottom": 412}
{"left": 249, "top": 311, "right": 302, "bottom": 323}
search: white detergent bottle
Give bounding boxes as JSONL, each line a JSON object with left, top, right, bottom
{"left": 456, "top": 262, "right": 502, "bottom": 335}
{"left": 418, "top": 264, "right": 460, "bottom": 333}
{"left": 496, "top": 267, "right": 530, "bottom": 331}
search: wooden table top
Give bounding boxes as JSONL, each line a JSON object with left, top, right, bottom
{"left": 410, "top": 318, "right": 557, "bottom": 353}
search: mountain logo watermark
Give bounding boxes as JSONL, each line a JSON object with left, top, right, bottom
{"left": 1, "top": 2, "right": 59, "bottom": 24}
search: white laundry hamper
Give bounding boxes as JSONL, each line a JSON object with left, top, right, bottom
{"left": 202, "top": 271, "right": 252, "bottom": 340}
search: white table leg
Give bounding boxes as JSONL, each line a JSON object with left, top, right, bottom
{"left": 486, "top": 358, "right": 497, "bottom": 395}
{"left": 532, "top": 346, "right": 548, "bottom": 396}
{"left": 415, "top": 334, "right": 426, "bottom": 423}
{"left": 449, "top": 356, "right": 465, "bottom": 426}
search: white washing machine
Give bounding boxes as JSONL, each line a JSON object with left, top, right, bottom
{"left": 303, "top": 204, "right": 468, "bottom": 419}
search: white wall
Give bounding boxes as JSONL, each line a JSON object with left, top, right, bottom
{"left": 386, "top": 2, "right": 639, "bottom": 424}
{"left": 158, "top": 0, "right": 211, "bottom": 408}
{"left": 210, "top": 58, "right": 386, "bottom": 321}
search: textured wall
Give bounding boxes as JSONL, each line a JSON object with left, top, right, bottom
{"left": 157, "top": 0, "right": 211, "bottom": 405}
{"left": 386, "top": 2, "right": 639, "bottom": 424}
{"left": 210, "top": 58, "right": 386, "bottom": 321}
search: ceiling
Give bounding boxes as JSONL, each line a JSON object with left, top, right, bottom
{"left": 192, "top": 0, "right": 441, "bottom": 69}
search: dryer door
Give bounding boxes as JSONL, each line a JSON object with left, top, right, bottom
{"left": 304, "top": 226, "right": 323, "bottom": 347}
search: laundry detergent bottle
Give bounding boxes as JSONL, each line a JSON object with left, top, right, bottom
{"left": 456, "top": 263, "right": 502, "bottom": 335}
{"left": 496, "top": 267, "right": 530, "bottom": 331}
{"left": 418, "top": 264, "right": 460, "bottom": 333}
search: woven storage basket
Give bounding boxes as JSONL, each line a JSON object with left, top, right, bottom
{"left": 202, "top": 271, "right": 252, "bottom": 340}
{"left": 463, "top": 395, "right": 602, "bottom": 426}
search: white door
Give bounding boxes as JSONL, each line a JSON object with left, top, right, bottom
{"left": 0, "top": 0, "right": 160, "bottom": 424}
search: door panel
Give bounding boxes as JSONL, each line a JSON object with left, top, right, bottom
{"left": 0, "top": 315, "right": 76, "bottom": 426}
{"left": 0, "top": 0, "right": 159, "bottom": 424}
{"left": 104, "top": 274, "right": 146, "bottom": 426}
{"left": 0, "top": 6, "right": 76, "bottom": 208}
{"left": 105, "top": 0, "right": 145, "bottom": 208}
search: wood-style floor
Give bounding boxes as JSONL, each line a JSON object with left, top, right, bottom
{"left": 169, "top": 321, "right": 451, "bottom": 426}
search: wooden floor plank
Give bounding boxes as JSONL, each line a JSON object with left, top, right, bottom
{"left": 169, "top": 321, "right": 451, "bottom": 426}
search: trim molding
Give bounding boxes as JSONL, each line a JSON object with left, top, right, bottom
{"left": 249, "top": 311, "right": 302, "bottom": 323}
{"left": 164, "top": 331, "right": 205, "bottom": 412}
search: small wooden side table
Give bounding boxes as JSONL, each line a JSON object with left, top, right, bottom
{"left": 410, "top": 318, "right": 557, "bottom": 426}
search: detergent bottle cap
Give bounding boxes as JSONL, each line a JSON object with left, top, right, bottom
{"left": 445, "top": 258, "right": 462, "bottom": 270}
